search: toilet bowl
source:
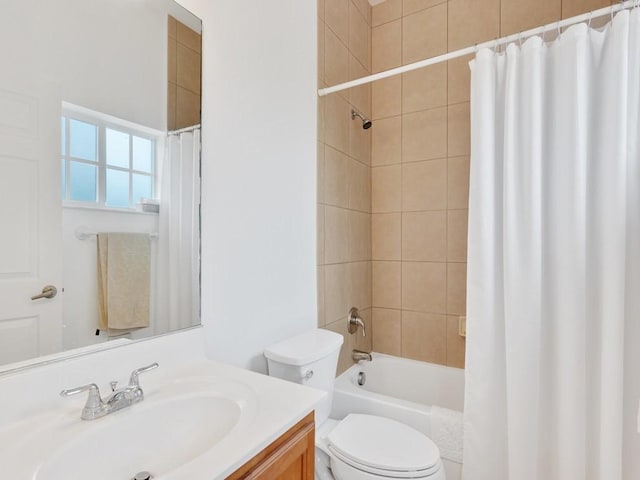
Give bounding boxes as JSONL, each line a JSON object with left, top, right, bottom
{"left": 264, "top": 329, "right": 446, "bottom": 480}
{"left": 318, "top": 413, "right": 444, "bottom": 480}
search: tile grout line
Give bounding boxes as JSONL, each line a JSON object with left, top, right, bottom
{"left": 367, "top": 3, "right": 374, "bottom": 350}
{"left": 399, "top": 0, "right": 404, "bottom": 358}
{"left": 445, "top": 0, "right": 450, "bottom": 365}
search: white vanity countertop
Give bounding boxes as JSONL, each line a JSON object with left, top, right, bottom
{"left": 0, "top": 356, "right": 324, "bottom": 480}
{"left": 0, "top": 328, "right": 325, "bottom": 479}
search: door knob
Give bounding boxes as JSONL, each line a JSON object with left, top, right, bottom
{"left": 31, "top": 285, "right": 57, "bottom": 300}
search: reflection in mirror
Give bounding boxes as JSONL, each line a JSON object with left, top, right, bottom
{"left": 0, "top": 0, "right": 202, "bottom": 369}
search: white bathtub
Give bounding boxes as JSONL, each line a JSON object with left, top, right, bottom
{"left": 330, "top": 353, "right": 465, "bottom": 480}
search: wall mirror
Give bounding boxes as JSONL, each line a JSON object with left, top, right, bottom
{"left": 0, "top": 0, "right": 202, "bottom": 369}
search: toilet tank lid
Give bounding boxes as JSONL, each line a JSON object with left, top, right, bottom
{"left": 264, "top": 329, "right": 344, "bottom": 366}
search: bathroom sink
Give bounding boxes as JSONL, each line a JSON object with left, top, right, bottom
{"left": 1, "top": 377, "right": 258, "bottom": 480}
{"left": 37, "top": 395, "right": 239, "bottom": 479}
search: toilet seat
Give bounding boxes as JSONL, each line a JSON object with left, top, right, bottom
{"left": 328, "top": 447, "right": 441, "bottom": 479}
{"left": 326, "top": 414, "right": 442, "bottom": 479}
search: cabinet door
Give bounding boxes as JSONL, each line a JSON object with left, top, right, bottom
{"left": 228, "top": 412, "right": 315, "bottom": 480}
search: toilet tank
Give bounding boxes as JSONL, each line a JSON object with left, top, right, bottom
{"left": 264, "top": 329, "right": 343, "bottom": 424}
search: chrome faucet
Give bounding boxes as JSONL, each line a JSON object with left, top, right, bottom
{"left": 352, "top": 349, "right": 372, "bottom": 362}
{"left": 60, "top": 362, "right": 159, "bottom": 420}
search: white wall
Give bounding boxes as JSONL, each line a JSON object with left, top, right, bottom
{"left": 177, "top": 0, "right": 318, "bottom": 372}
{"left": 2, "top": 0, "right": 168, "bottom": 131}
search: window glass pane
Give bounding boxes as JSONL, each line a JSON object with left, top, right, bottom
{"left": 61, "top": 160, "right": 66, "bottom": 200}
{"left": 106, "top": 129, "right": 130, "bottom": 168}
{"left": 61, "top": 117, "right": 66, "bottom": 155}
{"left": 106, "top": 168, "right": 129, "bottom": 207}
{"left": 69, "top": 119, "right": 97, "bottom": 161}
{"left": 69, "top": 161, "right": 97, "bottom": 202}
{"left": 132, "top": 136, "right": 153, "bottom": 173}
{"left": 132, "top": 174, "right": 152, "bottom": 204}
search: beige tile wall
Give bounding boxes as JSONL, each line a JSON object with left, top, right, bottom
{"left": 168, "top": 16, "right": 202, "bottom": 131}
{"left": 318, "top": 0, "right": 374, "bottom": 374}
{"left": 320, "top": 0, "right": 613, "bottom": 373}
{"left": 367, "top": 0, "right": 613, "bottom": 369}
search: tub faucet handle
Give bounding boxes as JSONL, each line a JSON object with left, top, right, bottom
{"left": 348, "top": 307, "right": 366, "bottom": 336}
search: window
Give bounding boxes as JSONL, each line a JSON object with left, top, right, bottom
{"left": 61, "top": 108, "right": 157, "bottom": 210}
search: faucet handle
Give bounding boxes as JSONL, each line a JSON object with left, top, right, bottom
{"left": 348, "top": 307, "right": 366, "bottom": 337}
{"left": 61, "top": 383, "right": 102, "bottom": 401}
{"left": 60, "top": 383, "right": 106, "bottom": 419}
{"left": 128, "top": 362, "right": 159, "bottom": 387}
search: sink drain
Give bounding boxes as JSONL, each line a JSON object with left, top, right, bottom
{"left": 132, "top": 472, "right": 153, "bottom": 480}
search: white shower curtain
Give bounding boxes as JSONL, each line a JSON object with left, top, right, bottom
{"left": 464, "top": 10, "right": 640, "bottom": 480}
{"left": 155, "top": 129, "right": 201, "bottom": 333}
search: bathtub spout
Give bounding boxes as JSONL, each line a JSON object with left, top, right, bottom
{"left": 352, "top": 349, "right": 372, "bottom": 362}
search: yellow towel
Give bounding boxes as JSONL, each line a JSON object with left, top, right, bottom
{"left": 97, "top": 233, "right": 151, "bottom": 331}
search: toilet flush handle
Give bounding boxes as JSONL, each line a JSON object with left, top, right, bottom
{"left": 301, "top": 369, "right": 314, "bottom": 381}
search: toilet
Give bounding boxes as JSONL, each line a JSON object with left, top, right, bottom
{"left": 264, "top": 329, "right": 446, "bottom": 480}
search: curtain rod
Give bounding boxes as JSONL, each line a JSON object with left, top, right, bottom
{"left": 318, "top": 0, "right": 637, "bottom": 97}
{"left": 168, "top": 124, "right": 201, "bottom": 135}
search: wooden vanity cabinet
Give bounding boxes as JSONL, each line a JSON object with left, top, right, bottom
{"left": 227, "top": 411, "right": 315, "bottom": 480}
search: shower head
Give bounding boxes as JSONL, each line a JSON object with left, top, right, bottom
{"left": 351, "top": 109, "right": 372, "bottom": 130}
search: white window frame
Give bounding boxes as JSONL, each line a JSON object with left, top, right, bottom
{"left": 61, "top": 102, "right": 163, "bottom": 211}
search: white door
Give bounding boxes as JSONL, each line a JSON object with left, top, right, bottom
{"left": 0, "top": 72, "right": 62, "bottom": 365}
